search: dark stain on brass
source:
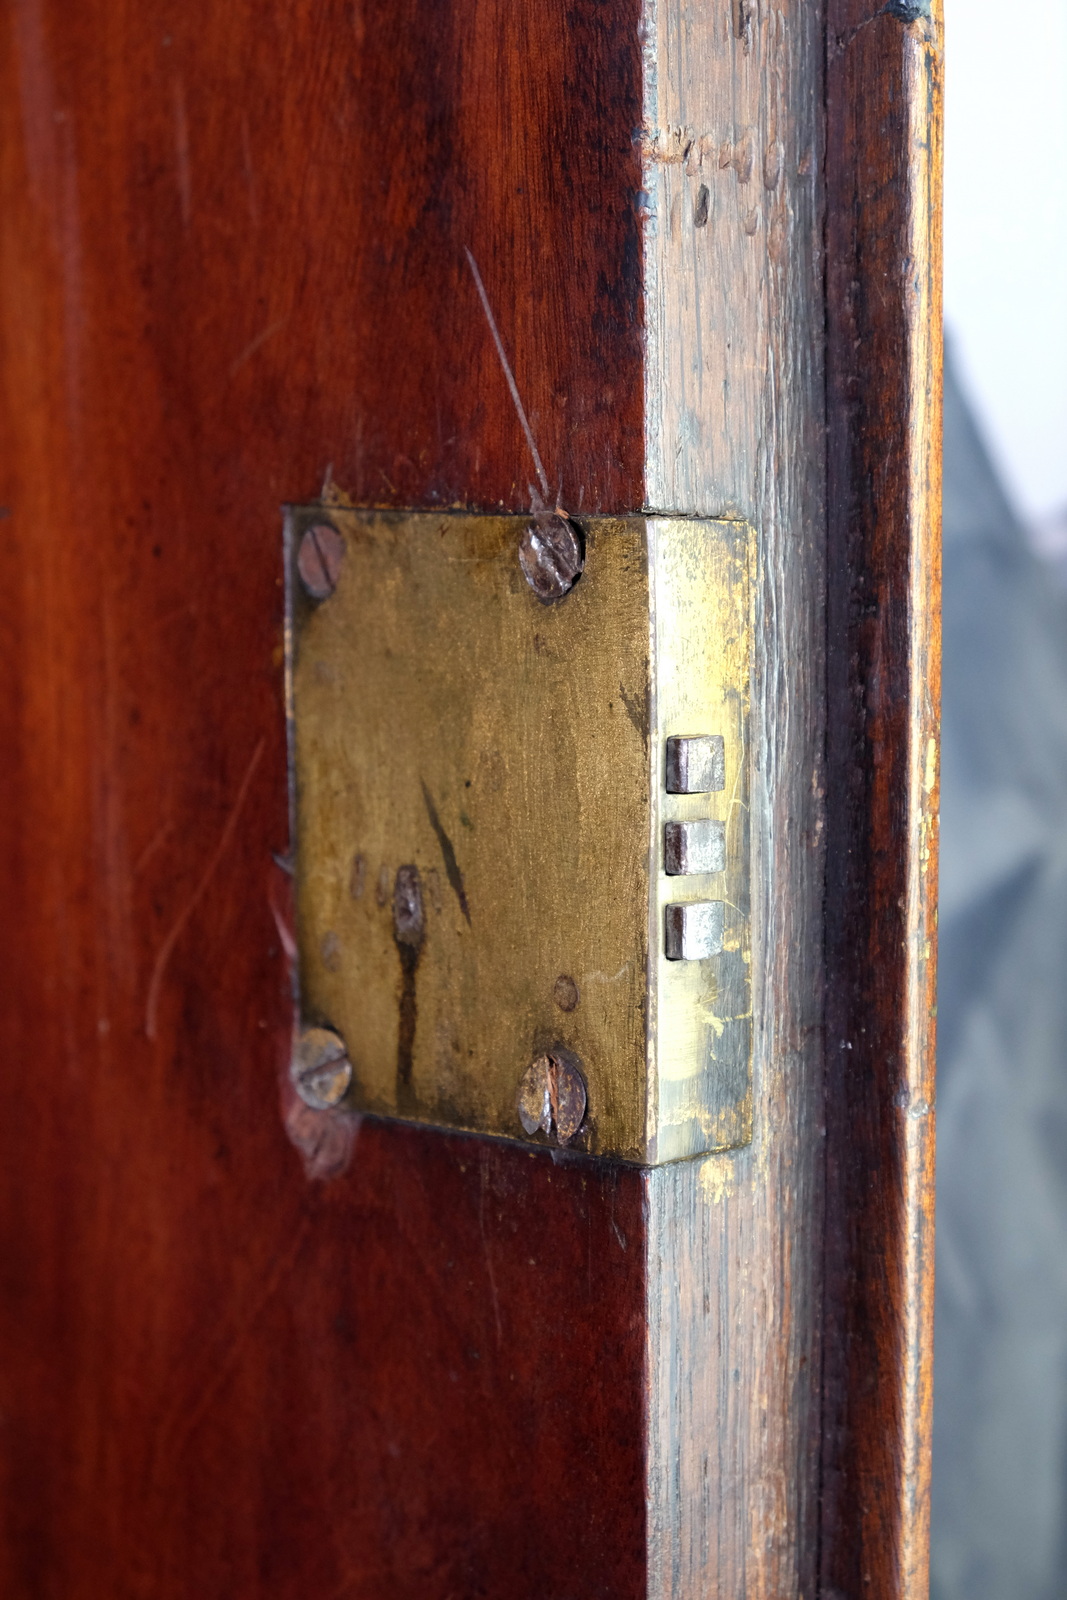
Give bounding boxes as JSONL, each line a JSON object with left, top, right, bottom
{"left": 617, "top": 680, "right": 650, "bottom": 743}
{"left": 392, "top": 865, "right": 424, "bottom": 1111}
{"left": 553, "top": 974, "right": 580, "bottom": 1013}
{"left": 518, "top": 514, "right": 584, "bottom": 603}
{"left": 297, "top": 521, "right": 345, "bottom": 600}
{"left": 517, "top": 1047, "right": 587, "bottom": 1145}
{"left": 420, "top": 780, "right": 471, "bottom": 925}
{"left": 349, "top": 852, "right": 366, "bottom": 899}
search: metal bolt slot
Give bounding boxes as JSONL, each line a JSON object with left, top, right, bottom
{"left": 664, "top": 818, "right": 727, "bottom": 876}
{"left": 664, "top": 901, "right": 725, "bottom": 961}
{"left": 665, "top": 734, "right": 725, "bottom": 794}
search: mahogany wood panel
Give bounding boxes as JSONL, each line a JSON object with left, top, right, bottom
{"left": 822, "top": 3, "right": 943, "bottom": 1597}
{"left": 0, "top": 2, "right": 648, "bottom": 1596}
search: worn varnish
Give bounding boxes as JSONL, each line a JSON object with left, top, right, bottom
{"left": 0, "top": 0, "right": 939, "bottom": 1594}
{"left": 822, "top": 3, "right": 943, "bottom": 1597}
{"left": 0, "top": 4, "right": 647, "bottom": 1595}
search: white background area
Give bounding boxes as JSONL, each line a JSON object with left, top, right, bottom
{"left": 945, "top": 0, "right": 1067, "bottom": 531}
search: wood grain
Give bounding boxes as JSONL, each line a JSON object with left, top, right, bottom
{"left": 822, "top": 3, "right": 943, "bottom": 1597}
{"left": 640, "top": 1, "right": 828, "bottom": 1593}
{"left": 0, "top": 3, "right": 648, "bottom": 1595}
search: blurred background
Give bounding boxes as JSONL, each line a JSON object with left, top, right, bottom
{"left": 933, "top": 1, "right": 1067, "bottom": 1596}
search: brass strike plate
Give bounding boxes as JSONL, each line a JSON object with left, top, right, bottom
{"left": 285, "top": 508, "right": 753, "bottom": 1165}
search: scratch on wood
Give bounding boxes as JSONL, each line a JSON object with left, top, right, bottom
{"left": 479, "top": 1151, "right": 503, "bottom": 1346}
{"left": 145, "top": 737, "right": 265, "bottom": 1038}
{"left": 268, "top": 872, "right": 298, "bottom": 964}
{"left": 228, "top": 317, "right": 287, "bottom": 378}
{"left": 134, "top": 819, "right": 173, "bottom": 875}
{"left": 172, "top": 76, "right": 191, "bottom": 226}
{"left": 464, "top": 247, "right": 566, "bottom": 517}
{"left": 150, "top": 1209, "right": 314, "bottom": 1474}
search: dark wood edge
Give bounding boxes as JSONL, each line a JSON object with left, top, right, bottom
{"left": 821, "top": 3, "right": 943, "bottom": 1597}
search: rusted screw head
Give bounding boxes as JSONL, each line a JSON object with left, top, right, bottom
{"left": 290, "top": 1026, "right": 353, "bottom": 1110}
{"left": 517, "top": 1046, "right": 587, "bottom": 1145}
{"left": 519, "top": 515, "right": 584, "bottom": 604}
{"left": 392, "top": 865, "right": 425, "bottom": 950}
{"left": 297, "top": 522, "right": 345, "bottom": 601}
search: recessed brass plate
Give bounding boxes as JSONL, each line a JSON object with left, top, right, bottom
{"left": 286, "top": 509, "right": 753, "bottom": 1165}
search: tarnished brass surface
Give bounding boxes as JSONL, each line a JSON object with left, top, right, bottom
{"left": 286, "top": 509, "right": 752, "bottom": 1165}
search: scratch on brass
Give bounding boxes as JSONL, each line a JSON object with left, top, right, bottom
{"left": 421, "top": 779, "right": 472, "bottom": 925}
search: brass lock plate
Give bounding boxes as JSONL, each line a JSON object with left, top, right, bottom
{"left": 285, "top": 509, "right": 753, "bottom": 1165}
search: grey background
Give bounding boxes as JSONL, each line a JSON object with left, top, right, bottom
{"left": 932, "top": 347, "right": 1067, "bottom": 1600}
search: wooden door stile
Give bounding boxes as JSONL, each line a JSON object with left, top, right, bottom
{"left": 823, "top": 3, "right": 943, "bottom": 1597}
{"left": 640, "top": 0, "right": 827, "bottom": 1592}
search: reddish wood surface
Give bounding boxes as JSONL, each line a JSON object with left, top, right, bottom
{"left": 0, "top": 2, "right": 647, "bottom": 1595}
{"left": 822, "top": 3, "right": 942, "bottom": 1597}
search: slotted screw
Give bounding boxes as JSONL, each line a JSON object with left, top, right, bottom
{"left": 517, "top": 1047, "right": 587, "bottom": 1145}
{"left": 297, "top": 522, "right": 345, "bottom": 601}
{"left": 519, "top": 515, "right": 584, "bottom": 603}
{"left": 290, "top": 1026, "right": 353, "bottom": 1110}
